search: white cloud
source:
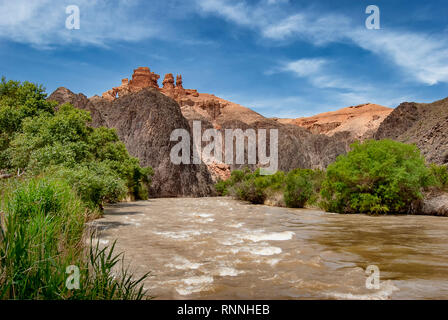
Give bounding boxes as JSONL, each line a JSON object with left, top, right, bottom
{"left": 281, "top": 58, "right": 327, "bottom": 77}
{"left": 350, "top": 29, "right": 448, "bottom": 85}
{"left": 0, "top": 0, "right": 161, "bottom": 48}
{"left": 196, "top": 0, "right": 448, "bottom": 85}
{"left": 277, "top": 58, "right": 369, "bottom": 91}
{"left": 266, "top": 0, "right": 289, "bottom": 5}
{"left": 196, "top": 0, "right": 254, "bottom": 27}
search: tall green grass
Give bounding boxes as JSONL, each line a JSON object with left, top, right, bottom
{"left": 0, "top": 176, "right": 149, "bottom": 299}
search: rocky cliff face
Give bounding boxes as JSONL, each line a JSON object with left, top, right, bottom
{"left": 48, "top": 87, "right": 215, "bottom": 197}
{"left": 375, "top": 97, "right": 448, "bottom": 165}
{"left": 98, "top": 67, "right": 350, "bottom": 180}
{"left": 274, "top": 103, "right": 392, "bottom": 142}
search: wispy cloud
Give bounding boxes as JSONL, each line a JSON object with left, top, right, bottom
{"left": 0, "top": 0, "right": 161, "bottom": 48}
{"left": 281, "top": 58, "right": 328, "bottom": 77}
{"left": 275, "top": 57, "right": 368, "bottom": 91}
{"left": 350, "top": 29, "right": 448, "bottom": 85}
{"left": 196, "top": 0, "right": 448, "bottom": 86}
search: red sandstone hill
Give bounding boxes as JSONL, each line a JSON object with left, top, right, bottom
{"left": 273, "top": 103, "right": 393, "bottom": 141}
{"left": 102, "top": 67, "right": 266, "bottom": 128}
{"left": 102, "top": 68, "right": 393, "bottom": 144}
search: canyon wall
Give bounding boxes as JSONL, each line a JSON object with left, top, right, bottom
{"left": 375, "top": 98, "right": 448, "bottom": 165}
{"left": 49, "top": 66, "right": 447, "bottom": 197}
{"left": 49, "top": 86, "right": 215, "bottom": 197}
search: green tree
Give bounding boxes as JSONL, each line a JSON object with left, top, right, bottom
{"left": 0, "top": 79, "right": 153, "bottom": 208}
{"left": 0, "top": 78, "right": 56, "bottom": 167}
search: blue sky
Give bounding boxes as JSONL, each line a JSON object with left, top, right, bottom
{"left": 1, "top": 0, "right": 448, "bottom": 117}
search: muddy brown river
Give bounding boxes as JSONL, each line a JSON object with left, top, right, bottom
{"left": 91, "top": 197, "right": 448, "bottom": 299}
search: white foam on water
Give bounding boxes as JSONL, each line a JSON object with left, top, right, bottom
{"left": 157, "top": 229, "right": 214, "bottom": 239}
{"left": 267, "top": 258, "right": 281, "bottom": 266}
{"left": 166, "top": 257, "right": 203, "bottom": 270}
{"left": 175, "top": 287, "right": 206, "bottom": 296}
{"left": 230, "top": 246, "right": 282, "bottom": 256}
{"left": 153, "top": 230, "right": 205, "bottom": 240}
{"left": 217, "top": 267, "right": 244, "bottom": 277}
{"left": 128, "top": 220, "right": 141, "bottom": 227}
{"left": 328, "top": 281, "right": 399, "bottom": 300}
{"left": 183, "top": 275, "right": 214, "bottom": 286}
{"left": 243, "top": 231, "right": 295, "bottom": 242}
{"left": 229, "top": 222, "right": 244, "bottom": 228}
{"left": 220, "top": 238, "right": 244, "bottom": 246}
{"left": 249, "top": 246, "right": 283, "bottom": 256}
{"left": 191, "top": 212, "right": 214, "bottom": 218}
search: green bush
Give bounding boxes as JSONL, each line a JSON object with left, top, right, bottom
{"left": 215, "top": 179, "right": 230, "bottom": 196}
{"left": 49, "top": 164, "right": 128, "bottom": 209}
{"left": 320, "top": 139, "right": 431, "bottom": 214}
{"left": 214, "top": 168, "right": 251, "bottom": 196}
{"left": 284, "top": 169, "right": 324, "bottom": 208}
{"left": 429, "top": 164, "right": 448, "bottom": 191}
{"left": 234, "top": 173, "right": 270, "bottom": 204}
{"left": 220, "top": 168, "right": 286, "bottom": 204}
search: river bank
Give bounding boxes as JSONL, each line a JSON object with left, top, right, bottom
{"left": 92, "top": 197, "right": 448, "bottom": 300}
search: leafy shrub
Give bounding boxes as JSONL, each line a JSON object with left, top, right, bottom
{"left": 284, "top": 169, "right": 324, "bottom": 208}
{"left": 234, "top": 172, "right": 271, "bottom": 204}
{"left": 429, "top": 164, "right": 448, "bottom": 191}
{"left": 215, "top": 179, "right": 230, "bottom": 196}
{"left": 320, "top": 139, "right": 431, "bottom": 214}
{"left": 214, "top": 168, "right": 251, "bottom": 196}
{"left": 50, "top": 164, "right": 128, "bottom": 209}
{"left": 219, "top": 168, "right": 286, "bottom": 204}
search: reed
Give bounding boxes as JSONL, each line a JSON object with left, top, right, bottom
{"left": 0, "top": 176, "right": 149, "bottom": 299}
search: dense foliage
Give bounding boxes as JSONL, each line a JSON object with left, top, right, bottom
{"left": 320, "top": 139, "right": 432, "bottom": 214}
{"left": 0, "top": 78, "right": 152, "bottom": 299}
{"left": 217, "top": 140, "right": 445, "bottom": 215}
{"left": 0, "top": 78, "right": 153, "bottom": 208}
{"left": 216, "top": 167, "right": 321, "bottom": 208}
{"left": 284, "top": 169, "right": 324, "bottom": 208}
{"left": 429, "top": 164, "right": 448, "bottom": 191}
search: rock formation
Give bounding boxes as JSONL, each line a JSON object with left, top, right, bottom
{"left": 162, "top": 73, "right": 175, "bottom": 89}
{"left": 375, "top": 97, "right": 448, "bottom": 165}
{"left": 274, "top": 103, "right": 392, "bottom": 142}
{"left": 103, "top": 67, "right": 200, "bottom": 106}
{"left": 49, "top": 87, "right": 215, "bottom": 197}
{"left": 129, "top": 67, "right": 160, "bottom": 90}
{"left": 97, "top": 66, "right": 353, "bottom": 181}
